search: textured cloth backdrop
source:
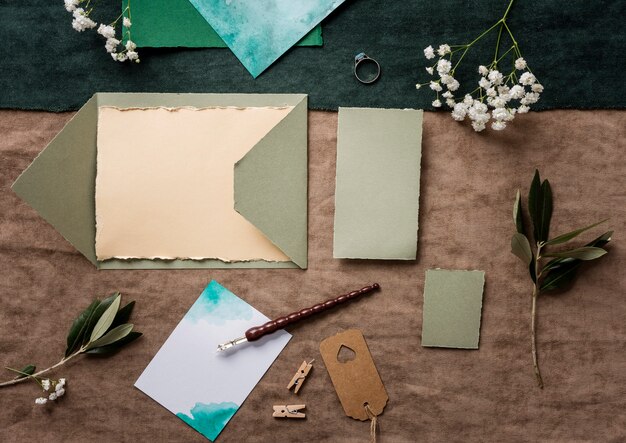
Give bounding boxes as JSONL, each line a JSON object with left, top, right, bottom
{"left": 1, "top": 0, "right": 625, "bottom": 111}
{"left": 1, "top": 110, "right": 625, "bottom": 442}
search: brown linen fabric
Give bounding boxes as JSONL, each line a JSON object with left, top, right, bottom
{"left": 0, "top": 110, "right": 625, "bottom": 443}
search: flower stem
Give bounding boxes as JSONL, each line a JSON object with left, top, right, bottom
{"left": 532, "top": 244, "right": 544, "bottom": 389}
{"left": 0, "top": 351, "right": 81, "bottom": 388}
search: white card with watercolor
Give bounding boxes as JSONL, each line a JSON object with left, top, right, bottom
{"left": 135, "top": 280, "right": 291, "bottom": 441}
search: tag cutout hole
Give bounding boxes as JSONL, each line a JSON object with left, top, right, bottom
{"left": 337, "top": 345, "right": 357, "bottom": 363}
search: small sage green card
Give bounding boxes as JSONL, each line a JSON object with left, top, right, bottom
{"left": 421, "top": 269, "right": 485, "bottom": 349}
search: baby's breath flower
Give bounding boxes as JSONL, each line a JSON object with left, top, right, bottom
{"left": 35, "top": 397, "right": 47, "bottom": 405}
{"left": 447, "top": 79, "right": 460, "bottom": 91}
{"left": 123, "top": 17, "right": 132, "bottom": 28}
{"left": 486, "top": 87, "right": 497, "bottom": 97}
{"left": 415, "top": 83, "right": 422, "bottom": 90}
{"left": 519, "top": 72, "right": 536, "bottom": 85}
{"left": 105, "top": 38, "right": 120, "bottom": 53}
{"left": 521, "top": 92, "right": 540, "bottom": 105}
{"left": 97, "top": 24, "right": 116, "bottom": 39}
{"left": 492, "top": 120, "right": 507, "bottom": 130}
{"left": 424, "top": 45, "right": 435, "bottom": 59}
{"left": 41, "top": 379, "right": 50, "bottom": 391}
{"left": 437, "top": 59, "right": 451, "bottom": 75}
{"left": 432, "top": 99, "right": 442, "bottom": 108}
{"left": 48, "top": 392, "right": 58, "bottom": 401}
{"left": 471, "top": 121, "right": 486, "bottom": 132}
{"left": 425, "top": 66, "right": 434, "bottom": 75}
{"left": 478, "top": 65, "right": 489, "bottom": 76}
{"left": 437, "top": 44, "right": 451, "bottom": 56}
{"left": 531, "top": 83, "right": 544, "bottom": 93}
{"left": 440, "top": 74, "right": 453, "bottom": 85}
{"left": 429, "top": 81, "right": 442, "bottom": 92}
{"left": 72, "top": 8, "right": 97, "bottom": 32}
{"left": 125, "top": 40, "right": 137, "bottom": 51}
{"left": 446, "top": 98, "right": 456, "bottom": 107}
{"left": 56, "top": 387, "right": 66, "bottom": 397}
{"left": 64, "top": 0, "right": 79, "bottom": 12}
{"left": 510, "top": 84, "right": 525, "bottom": 99}
{"left": 478, "top": 77, "right": 491, "bottom": 89}
{"left": 127, "top": 51, "right": 140, "bottom": 62}
{"left": 514, "top": 57, "right": 527, "bottom": 70}
{"left": 442, "top": 91, "right": 454, "bottom": 99}
{"left": 451, "top": 103, "right": 468, "bottom": 121}
{"left": 488, "top": 69, "right": 503, "bottom": 85}
{"left": 517, "top": 105, "right": 530, "bottom": 113}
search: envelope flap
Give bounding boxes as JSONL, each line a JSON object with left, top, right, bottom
{"left": 234, "top": 97, "right": 308, "bottom": 268}
{"left": 12, "top": 95, "right": 98, "bottom": 265}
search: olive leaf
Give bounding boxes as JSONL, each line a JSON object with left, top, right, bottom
{"left": 110, "top": 301, "right": 135, "bottom": 329}
{"left": 540, "top": 231, "right": 613, "bottom": 293}
{"left": 527, "top": 170, "right": 553, "bottom": 243}
{"left": 65, "top": 300, "right": 99, "bottom": 357}
{"left": 88, "top": 293, "right": 122, "bottom": 343}
{"left": 86, "top": 324, "right": 134, "bottom": 350}
{"left": 82, "top": 292, "right": 120, "bottom": 345}
{"left": 511, "top": 233, "right": 533, "bottom": 265}
{"left": 85, "top": 332, "right": 142, "bottom": 355}
{"left": 539, "top": 179, "right": 553, "bottom": 242}
{"left": 513, "top": 189, "right": 524, "bottom": 234}
{"left": 542, "top": 246, "right": 607, "bottom": 261}
{"left": 10, "top": 364, "right": 36, "bottom": 380}
{"left": 543, "top": 219, "right": 608, "bottom": 246}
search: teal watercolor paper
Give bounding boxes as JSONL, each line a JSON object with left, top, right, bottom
{"left": 177, "top": 402, "right": 238, "bottom": 441}
{"left": 187, "top": 0, "right": 346, "bottom": 77}
{"left": 135, "top": 281, "right": 291, "bottom": 441}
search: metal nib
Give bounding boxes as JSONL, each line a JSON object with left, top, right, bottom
{"left": 216, "top": 336, "right": 248, "bottom": 352}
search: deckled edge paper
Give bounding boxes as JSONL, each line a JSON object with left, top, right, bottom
{"left": 333, "top": 107, "right": 423, "bottom": 260}
{"left": 421, "top": 269, "right": 486, "bottom": 349}
{"left": 135, "top": 280, "right": 291, "bottom": 441}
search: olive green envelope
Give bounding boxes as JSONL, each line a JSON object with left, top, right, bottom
{"left": 11, "top": 93, "right": 308, "bottom": 270}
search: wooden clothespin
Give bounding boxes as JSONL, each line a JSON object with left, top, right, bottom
{"left": 287, "top": 359, "right": 314, "bottom": 394}
{"left": 272, "top": 404, "right": 306, "bottom": 419}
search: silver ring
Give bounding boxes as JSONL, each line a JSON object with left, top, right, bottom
{"left": 354, "top": 52, "right": 380, "bottom": 84}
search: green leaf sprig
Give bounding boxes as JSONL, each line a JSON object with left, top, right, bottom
{"left": 1, "top": 292, "right": 142, "bottom": 396}
{"left": 511, "top": 170, "right": 612, "bottom": 388}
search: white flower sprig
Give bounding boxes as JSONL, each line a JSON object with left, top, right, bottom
{"left": 64, "top": 0, "right": 139, "bottom": 63}
{"left": 0, "top": 293, "right": 142, "bottom": 406}
{"left": 416, "top": 0, "right": 542, "bottom": 131}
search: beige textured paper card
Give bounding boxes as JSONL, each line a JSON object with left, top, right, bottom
{"left": 95, "top": 106, "right": 292, "bottom": 261}
{"left": 421, "top": 269, "right": 486, "bottom": 349}
{"left": 333, "top": 107, "right": 423, "bottom": 260}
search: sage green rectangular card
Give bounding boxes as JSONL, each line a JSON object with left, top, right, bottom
{"left": 421, "top": 269, "right": 485, "bottom": 349}
{"left": 333, "top": 107, "right": 423, "bottom": 259}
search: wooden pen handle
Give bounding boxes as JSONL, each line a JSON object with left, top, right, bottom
{"left": 245, "top": 283, "right": 380, "bottom": 342}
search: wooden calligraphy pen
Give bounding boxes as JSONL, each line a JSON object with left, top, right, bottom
{"left": 216, "top": 283, "right": 380, "bottom": 352}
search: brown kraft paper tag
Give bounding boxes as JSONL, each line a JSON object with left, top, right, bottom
{"left": 319, "top": 329, "right": 388, "bottom": 420}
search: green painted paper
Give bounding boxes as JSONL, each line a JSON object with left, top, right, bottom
{"left": 421, "top": 270, "right": 486, "bottom": 349}
{"left": 12, "top": 93, "right": 308, "bottom": 270}
{"left": 333, "top": 107, "right": 423, "bottom": 260}
{"left": 123, "top": 0, "right": 322, "bottom": 48}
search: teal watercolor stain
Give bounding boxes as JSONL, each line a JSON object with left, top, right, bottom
{"left": 177, "top": 401, "right": 238, "bottom": 441}
{"left": 185, "top": 280, "right": 253, "bottom": 325}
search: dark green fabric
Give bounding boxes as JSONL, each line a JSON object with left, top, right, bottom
{"left": 1, "top": 0, "right": 624, "bottom": 111}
